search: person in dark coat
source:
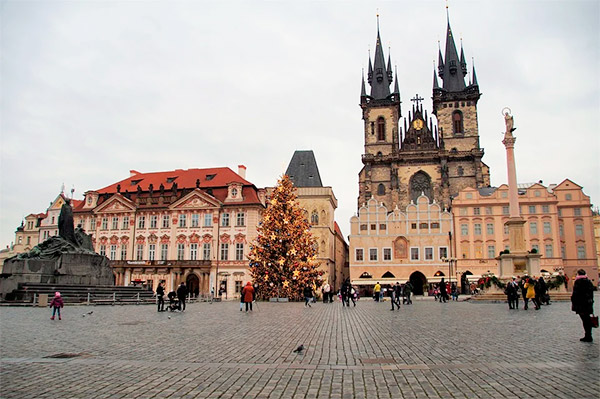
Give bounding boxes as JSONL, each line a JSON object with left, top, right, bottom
{"left": 439, "top": 278, "right": 448, "bottom": 303}
{"left": 340, "top": 279, "right": 350, "bottom": 307}
{"left": 156, "top": 282, "right": 165, "bottom": 312}
{"left": 303, "top": 285, "right": 314, "bottom": 307}
{"left": 571, "top": 269, "right": 595, "bottom": 342}
{"left": 391, "top": 282, "right": 402, "bottom": 311}
{"left": 537, "top": 276, "right": 549, "bottom": 305}
{"left": 505, "top": 277, "right": 519, "bottom": 310}
{"left": 403, "top": 282, "right": 413, "bottom": 305}
{"left": 176, "top": 282, "right": 188, "bottom": 312}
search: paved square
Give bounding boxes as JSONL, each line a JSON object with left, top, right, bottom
{"left": 1, "top": 296, "right": 598, "bottom": 398}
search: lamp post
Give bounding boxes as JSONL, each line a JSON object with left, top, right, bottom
{"left": 442, "top": 257, "right": 457, "bottom": 284}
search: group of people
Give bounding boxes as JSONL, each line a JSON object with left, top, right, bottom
{"left": 503, "top": 275, "right": 550, "bottom": 310}
{"left": 156, "top": 281, "right": 189, "bottom": 312}
{"left": 432, "top": 278, "right": 458, "bottom": 303}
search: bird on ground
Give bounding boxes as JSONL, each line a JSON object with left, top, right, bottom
{"left": 293, "top": 345, "right": 304, "bottom": 353}
{"left": 87, "top": 311, "right": 93, "bottom": 315}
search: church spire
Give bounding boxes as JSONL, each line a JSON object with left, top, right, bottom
{"left": 471, "top": 60, "right": 479, "bottom": 86}
{"left": 368, "top": 18, "right": 392, "bottom": 100}
{"left": 433, "top": 62, "right": 440, "bottom": 89}
{"left": 439, "top": 13, "right": 466, "bottom": 92}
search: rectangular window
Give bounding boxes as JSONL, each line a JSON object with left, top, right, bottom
{"left": 577, "top": 245, "right": 585, "bottom": 259}
{"left": 150, "top": 215, "right": 158, "bottom": 229}
{"left": 220, "top": 243, "right": 229, "bottom": 260}
{"left": 566, "top": 194, "right": 572, "bottom": 200}
{"left": 177, "top": 243, "right": 185, "bottom": 260}
{"left": 236, "top": 243, "right": 244, "bottom": 261}
{"left": 138, "top": 216, "right": 145, "bottom": 229}
{"left": 410, "top": 247, "right": 419, "bottom": 260}
{"left": 178, "top": 214, "right": 186, "bottom": 228}
{"left": 221, "top": 213, "right": 230, "bottom": 227}
{"left": 502, "top": 206, "right": 509, "bottom": 215}
{"left": 383, "top": 248, "right": 392, "bottom": 261}
{"left": 504, "top": 225, "right": 509, "bottom": 235}
{"left": 101, "top": 217, "right": 108, "bottom": 230}
{"left": 148, "top": 244, "right": 156, "bottom": 261}
{"left": 474, "top": 223, "right": 482, "bottom": 235}
{"left": 120, "top": 244, "right": 127, "bottom": 260}
{"left": 530, "top": 222, "right": 538, "bottom": 234}
{"left": 99, "top": 245, "right": 106, "bottom": 257}
{"left": 419, "top": 223, "right": 428, "bottom": 229}
{"left": 561, "top": 246, "right": 566, "bottom": 259}
{"left": 112, "top": 217, "right": 119, "bottom": 230}
{"left": 424, "top": 247, "right": 433, "bottom": 260}
{"left": 411, "top": 223, "right": 417, "bottom": 229}
{"left": 545, "top": 244, "right": 553, "bottom": 258}
{"left": 161, "top": 244, "right": 168, "bottom": 261}
{"left": 459, "top": 208, "right": 468, "bottom": 216}
{"left": 122, "top": 216, "right": 129, "bottom": 230}
{"left": 487, "top": 245, "right": 495, "bottom": 258}
{"left": 190, "top": 243, "right": 198, "bottom": 260}
{"left": 369, "top": 248, "right": 377, "bottom": 261}
{"left": 380, "top": 224, "right": 387, "bottom": 231}
{"left": 439, "top": 247, "right": 448, "bottom": 260}
{"left": 204, "top": 214, "right": 212, "bottom": 227}
{"left": 235, "top": 281, "right": 243, "bottom": 294}
{"left": 528, "top": 205, "right": 536, "bottom": 214}
{"left": 136, "top": 244, "right": 144, "bottom": 260}
{"left": 485, "top": 207, "right": 493, "bottom": 215}
{"left": 473, "top": 207, "right": 480, "bottom": 215}
{"left": 558, "top": 208, "right": 562, "bottom": 217}
{"left": 162, "top": 215, "right": 170, "bottom": 229}
{"left": 532, "top": 244, "right": 539, "bottom": 252}
{"left": 360, "top": 224, "right": 368, "bottom": 231}
{"left": 542, "top": 205, "right": 550, "bottom": 214}
{"left": 559, "top": 224, "right": 564, "bottom": 236}
{"left": 236, "top": 213, "right": 245, "bottom": 227}
{"left": 574, "top": 208, "right": 581, "bottom": 216}
{"left": 575, "top": 224, "right": 584, "bottom": 236}
{"left": 461, "top": 224, "right": 468, "bottom": 235}
{"left": 486, "top": 223, "right": 494, "bottom": 234}
{"left": 543, "top": 222, "right": 551, "bottom": 234}
{"left": 203, "top": 243, "right": 211, "bottom": 260}
{"left": 191, "top": 214, "right": 199, "bottom": 228}
{"left": 371, "top": 224, "right": 377, "bottom": 231}
{"left": 109, "top": 245, "right": 117, "bottom": 260}
{"left": 355, "top": 248, "right": 364, "bottom": 261}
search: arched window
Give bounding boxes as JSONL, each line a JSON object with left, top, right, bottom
{"left": 311, "top": 211, "right": 319, "bottom": 225}
{"left": 377, "top": 184, "right": 386, "bottom": 195}
{"left": 409, "top": 171, "right": 433, "bottom": 204}
{"left": 377, "top": 117, "right": 385, "bottom": 141}
{"left": 452, "top": 111, "right": 463, "bottom": 134}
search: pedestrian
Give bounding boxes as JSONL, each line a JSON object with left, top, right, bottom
{"left": 322, "top": 282, "right": 331, "bottom": 304}
{"left": 239, "top": 286, "right": 245, "bottom": 311}
{"left": 177, "top": 282, "right": 188, "bottom": 312}
{"left": 537, "top": 276, "right": 549, "bottom": 305}
{"left": 49, "top": 291, "right": 64, "bottom": 320}
{"left": 391, "top": 282, "right": 402, "bottom": 311}
{"left": 340, "top": 279, "right": 349, "bottom": 307}
{"left": 349, "top": 284, "right": 357, "bottom": 307}
{"left": 156, "top": 282, "right": 165, "bottom": 312}
{"left": 303, "top": 284, "right": 314, "bottom": 307}
{"left": 451, "top": 282, "right": 458, "bottom": 301}
{"left": 373, "top": 282, "right": 381, "bottom": 302}
{"left": 571, "top": 269, "right": 595, "bottom": 342}
{"left": 505, "top": 277, "right": 519, "bottom": 310}
{"left": 524, "top": 277, "right": 540, "bottom": 310}
{"left": 404, "top": 282, "right": 413, "bottom": 304}
{"left": 242, "top": 282, "right": 254, "bottom": 312}
{"left": 439, "top": 278, "right": 448, "bottom": 303}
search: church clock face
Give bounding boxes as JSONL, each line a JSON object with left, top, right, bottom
{"left": 412, "top": 119, "right": 424, "bottom": 130}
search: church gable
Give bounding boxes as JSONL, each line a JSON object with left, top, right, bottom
{"left": 170, "top": 189, "right": 221, "bottom": 210}
{"left": 94, "top": 194, "right": 136, "bottom": 214}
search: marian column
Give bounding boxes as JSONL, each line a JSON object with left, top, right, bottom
{"left": 498, "top": 109, "right": 540, "bottom": 278}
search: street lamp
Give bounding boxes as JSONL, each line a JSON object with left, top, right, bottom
{"left": 441, "top": 257, "right": 457, "bottom": 284}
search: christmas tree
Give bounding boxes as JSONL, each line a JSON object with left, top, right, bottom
{"left": 248, "top": 175, "right": 323, "bottom": 300}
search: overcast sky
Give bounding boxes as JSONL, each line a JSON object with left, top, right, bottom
{"left": 1, "top": 0, "right": 599, "bottom": 247}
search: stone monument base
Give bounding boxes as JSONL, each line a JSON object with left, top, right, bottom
{"left": 0, "top": 253, "right": 113, "bottom": 298}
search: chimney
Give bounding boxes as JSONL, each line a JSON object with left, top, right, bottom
{"left": 238, "top": 165, "right": 246, "bottom": 179}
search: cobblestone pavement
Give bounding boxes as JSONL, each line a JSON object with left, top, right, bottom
{"left": 1, "top": 295, "right": 598, "bottom": 399}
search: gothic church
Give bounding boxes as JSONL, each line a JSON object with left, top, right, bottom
{"left": 357, "top": 16, "right": 490, "bottom": 212}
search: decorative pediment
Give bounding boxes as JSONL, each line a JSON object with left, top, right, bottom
{"left": 110, "top": 235, "right": 119, "bottom": 244}
{"left": 170, "top": 189, "right": 221, "bottom": 210}
{"left": 176, "top": 234, "right": 187, "bottom": 244}
{"left": 148, "top": 233, "right": 158, "bottom": 244}
{"left": 220, "top": 233, "right": 231, "bottom": 243}
{"left": 120, "top": 236, "right": 129, "bottom": 243}
{"left": 136, "top": 235, "right": 145, "bottom": 244}
{"left": 234, "top": 233, "right": 246, "bottom": 243}
{"left": 189, "top": 233, "right": 200, "bottom": 243}
{"left": 202, "top": 234, "right": 212, "bottom": 243}
{"left": 94, "top": 194, "right": 136, "bottom": 214}
{"left": 160, "top": 234, "right": 170, "bottom": 244}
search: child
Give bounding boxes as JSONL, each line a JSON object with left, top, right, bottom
{"left": 49, "top": 292, "right": 64, "bottom": 320}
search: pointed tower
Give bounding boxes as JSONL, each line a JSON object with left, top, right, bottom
{"left": 432, "top": 9, "right": 489, "bottom": 198}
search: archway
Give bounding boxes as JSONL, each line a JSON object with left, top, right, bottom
{"left": 409, "top": 271, "right": 427, "bottom": 295}
{"left": 382, "top": 271, "right": 395, "bottom": 278}
{"left": 186, "top": 273, "right": 200, "bottom": 298}
{"left": 409, "top": 171, "right": 433, "bottom": 204}
{"left": 461, "top": 271, "right": 473, "bottom": 295}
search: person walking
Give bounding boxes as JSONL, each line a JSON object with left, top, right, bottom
{"left": 505, "top": 277, "right": 519, "bottom": 310}
{"left": 322, "top": 282, "right": 331, "bottom": 304}
{"left": 537, "top": 276, "right": 549, "bottom": 305}
{"left": 49, "top": 291, "right": 64, "bottom": 320}
{"left": 439, "top": 278, "right": 448, "bottom": 303}
{"left": 451, "top": 283, "right": 458, "bottom": 301}
{"left": 373, "top": 282, "right": 381, "bottom": 302}
{"left": 349, "top": 284, "right": 357, "bottom": 307}
{"left": 241, "top": 282, "right": 254, "bottom": 312}
{"left": 391, "top": 282, "right": 402, "bottom": 311}
{"left": 177, "top": 282, "right": 188, "bottom": 312}
{"left": 340, "top": 279, "right": 349, "bottom": 307}
{"left": 303, "top": 284, "right": 314, "bottom": 307}
{"left": 524, "top": 277, "right": 540, "bottom": 310}
{"left": 571, "top": 269, "right": 595, "bottom": 342}
{"left": 404, "top": 282, "right": 413, "bottom": 305}
{"left": 156, "top": 282, "right": 165, "bottom": 312}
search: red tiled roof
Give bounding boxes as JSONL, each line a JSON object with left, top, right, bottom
{"left": 96, "top": 167, "right": 251, "bottom": 194}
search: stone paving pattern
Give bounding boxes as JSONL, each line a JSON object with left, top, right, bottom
{"left": 1, "top": 296, "right": 599, "bottom": 398}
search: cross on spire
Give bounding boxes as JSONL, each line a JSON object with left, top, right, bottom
{"left": 410, "top": 94, "right": 424, "bottom": 107}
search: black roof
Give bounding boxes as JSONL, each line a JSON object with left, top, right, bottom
{"left": 285, "top": 151, "right": 323, "bottom": 187}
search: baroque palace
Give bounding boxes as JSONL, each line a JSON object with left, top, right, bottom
{"left": 349, "top": 15, "right": 598, "bottom": 293}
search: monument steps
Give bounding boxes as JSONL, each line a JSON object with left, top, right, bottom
{"left": 470, "top": 291, "right": 571, "bottom": 302}
{"left": 4, "top": 283, "right": 155, "bottom": 305}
